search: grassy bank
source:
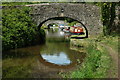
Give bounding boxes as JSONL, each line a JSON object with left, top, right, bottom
{"left": 98, "top": 36, "right": 119, "bottom": 78}
{"left": 99, "top": 36, "right": 118, "bottom": 52}
{"left": 62, "top": 38, "right": 112, "bottom": 78}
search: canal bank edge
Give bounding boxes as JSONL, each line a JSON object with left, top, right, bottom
{"left": 62, "top": 37, "right": 118, "bottom": 78}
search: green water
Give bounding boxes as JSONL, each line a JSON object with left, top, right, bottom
{"left": 2, "top": 28, "right": 86, "bottom": 78}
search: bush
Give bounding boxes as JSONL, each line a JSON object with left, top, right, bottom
{"left": 2, "top": 6, "right": 45, "bottom": 51}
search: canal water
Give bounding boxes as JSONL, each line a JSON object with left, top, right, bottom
{"left": 2, "top": 27, "right": 86, "bottom": 78}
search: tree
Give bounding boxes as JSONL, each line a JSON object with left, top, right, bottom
{"left": 100, "top": 2, "right": 116, "bottom": 36}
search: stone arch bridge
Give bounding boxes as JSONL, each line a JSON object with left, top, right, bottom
{"left": 28, "top": 3, "right": 103, "bottom": 37}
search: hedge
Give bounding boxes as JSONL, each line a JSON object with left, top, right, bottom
{"left": 2, "top": 6, "right": 45, "bottom": 51}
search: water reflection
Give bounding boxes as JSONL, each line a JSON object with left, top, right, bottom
{"left": 45, "top": 28, "right": 66, "bottom": 38}
{"left": 2, "top": 25, "right": 86, "bottom": 78}
{"left": 41, "top": 52, "right": 71, "bottom": 65}
{"left": 38, "top": 27, "right": 86, "bottom": 67}
{"left": 38, "top": 41, "right": 86, "bottom": 69}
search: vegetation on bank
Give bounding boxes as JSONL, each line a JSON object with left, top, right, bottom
{"left": 61, "top": 35, "right": 119, "bottom": 78}
{"left": 61, "top": 38, "right": 112, "bottom": 78}
{"left": 97, "top": 36, "right": 118, "bottom": 52}
{"left": 2, "top": 6, "right": 45, "bottom": 51}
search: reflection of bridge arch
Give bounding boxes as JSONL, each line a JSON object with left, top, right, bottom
{"left": 38, "top": 42, "right": 86, "bottom": 69}
{"left": 39, "top": 51, "right": 86, "bottom": 69}
{"left": 39, "top": 53, "right": 76, "bottom": 69}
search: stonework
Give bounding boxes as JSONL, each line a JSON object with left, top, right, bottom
{"left": 29, "top": 3, "right": 103, "bottom": 37}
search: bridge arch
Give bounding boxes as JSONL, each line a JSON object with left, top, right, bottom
{"left": 30, "top": 3, "right": 103, "bottom": 37}
{"left": 38, "top": 17, "right": 88, "bottom": 38}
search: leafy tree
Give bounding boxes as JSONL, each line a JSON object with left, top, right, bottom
{"left": 2, "top": 6, "right": 45, "bottom": 50}
{"left": 100, "top": 2, "right": 117, "bottom": 36}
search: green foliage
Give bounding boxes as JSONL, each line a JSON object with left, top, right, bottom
{"left": 2, "top": 6, "right": 45, "bottom": 51}
{"left": 39, "top": 29, "right": 46, "bottom": 43}
{"left": 73, "top": 46, "right": 109, "bottom": 78}
{"left": 62, "top": 39, "right": 111, "bottom": 78}
{"left": 68, "top": 21, "right": 78, "bottom": 26}
{"left": 100, "top": 36, "right": 118, "bottom": 52}
{"left": 100, "top": 2, "right": 117, "bottom": 36}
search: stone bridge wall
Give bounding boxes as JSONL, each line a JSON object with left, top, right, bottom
{"left": 29, "top": 3, "right": 103, "bottom": 37}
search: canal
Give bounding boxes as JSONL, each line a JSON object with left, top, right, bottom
{"left": 2, "top": 27, "right": 86, "bottom": 78}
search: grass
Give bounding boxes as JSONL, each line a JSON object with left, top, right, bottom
{"left": 99, "top": 36, "right": 118, "bottom": 52}
{"left": 99, "top": 36, "right": 119, "bottom": 78}
{"left": 61, "top": 38, "right": 111, "bottom": 78}
{"left": 61, "top": 35, "right": 119, "bottom": 78}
